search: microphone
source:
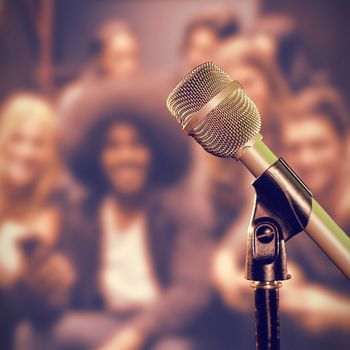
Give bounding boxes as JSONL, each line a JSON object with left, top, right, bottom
{"left": 167, "top": 62, "right": 350, "bottom": 279}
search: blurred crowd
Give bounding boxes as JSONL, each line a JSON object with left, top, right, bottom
{"left": 0, "top": 1, "right": 350, "bottom": 350}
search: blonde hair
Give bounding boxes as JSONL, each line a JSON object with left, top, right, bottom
{"left": 0, "top": 93, "right": 59, "bottom": 222}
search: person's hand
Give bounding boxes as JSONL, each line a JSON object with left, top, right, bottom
{"left": 211, "top": 246, "right": 251, "bottom": 312}
{"left": 0, "top": 222, "right": 37, "bottom": 288}
{"left": 23, "top": 252, "right": 76, "bottom": 308}
{"left": 281, "top": 286, "right": 350, "bottom": 333}
{"left": 281, "top": 262, "right": 350, "bottom": 333}
{"left": 96, "top": 327, "right": 145, "bottom": 350}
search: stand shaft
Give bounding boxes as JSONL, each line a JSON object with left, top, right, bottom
{"left": 253, "top": 283, "right": 281, "bottom": 350}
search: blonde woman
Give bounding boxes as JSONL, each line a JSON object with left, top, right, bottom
{"left": 0, "top": 93, "right": 75, "bottom": 350}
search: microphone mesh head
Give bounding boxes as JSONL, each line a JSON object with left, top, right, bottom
{"left": 167, "top": 62, "right": 261, "bottom": 157}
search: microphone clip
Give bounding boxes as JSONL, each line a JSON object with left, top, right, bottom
{"left": 245, "top": 158, "right": 313, "bottom": 282}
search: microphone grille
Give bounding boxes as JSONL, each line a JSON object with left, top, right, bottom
{"left": 167, "top": 62, "right": 261, "bottom": 158}
{"left": 167, "top": 62, "right": 232, "bottom": 128}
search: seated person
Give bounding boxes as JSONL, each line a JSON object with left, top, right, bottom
{"left": 51, "top": 95, "right": 214, "bottom": 350}
{"left": 0, "top": 93, "right": 75, "bottom": 350}
{"left": 277, "top": 86, "right": 350, "bottom": 349}
{"left": 212, "top": 85, "right": 350, "bottom": 350}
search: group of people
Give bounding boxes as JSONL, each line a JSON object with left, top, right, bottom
{"left": 0, "top": 9, "right": 349, "bottom": 350}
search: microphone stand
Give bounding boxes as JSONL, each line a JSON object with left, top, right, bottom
{"left": 245, "top": 159, "right": 314, "bottom": 350}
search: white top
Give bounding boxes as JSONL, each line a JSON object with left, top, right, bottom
{"left": 99, "top": 198, "right": 160, "bottom": 312}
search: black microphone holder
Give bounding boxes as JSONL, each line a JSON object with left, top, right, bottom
{"left": 245, "top": 159, "right": 313, "bottom": 350}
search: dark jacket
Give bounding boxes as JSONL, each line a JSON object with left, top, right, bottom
{"left": 66, "top": 192, "right": 214, "bottom": 340}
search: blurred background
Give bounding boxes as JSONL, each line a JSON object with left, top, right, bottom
{"left": 0, "top": 0, "right": 349, "bottom": 349}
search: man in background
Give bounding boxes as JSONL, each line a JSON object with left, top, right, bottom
{"left": 59, "top": 20, "right": 141, "bottom": 117}
{"left": 180, "top": 11, "right": 241, "bottom": 71}
{"left": 278, "top": 85, "right": 350, "bottom": 349}
{"left": 210, "top": 85, "right": 350, "bottom": 350}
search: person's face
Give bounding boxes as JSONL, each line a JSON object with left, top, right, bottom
{"left": 184, "top": 27, "right": 219, "bottom": 69}
{"left": 228, "top": 64, "right": 270, "bottom": 116}
{"left": 282, "top": 116, "right": 344, "bottom": 194}
{"left": 101, "top": 122, "right": 152, "bottom": 196}
{"left": 2, "top": 119, "right": 54, "bottom": 189}
{"left": 100, "top": 32, "right": 140, "bottom": 77}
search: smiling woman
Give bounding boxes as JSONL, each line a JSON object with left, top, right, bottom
{"left": 0, "top": 93, "right": 59, "bottom": 223}
{"left": 66, "top": 87, "right": 191, "bottom": 199}
{"left": 0, "top": 93, "right": 62, "bottom": 291}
